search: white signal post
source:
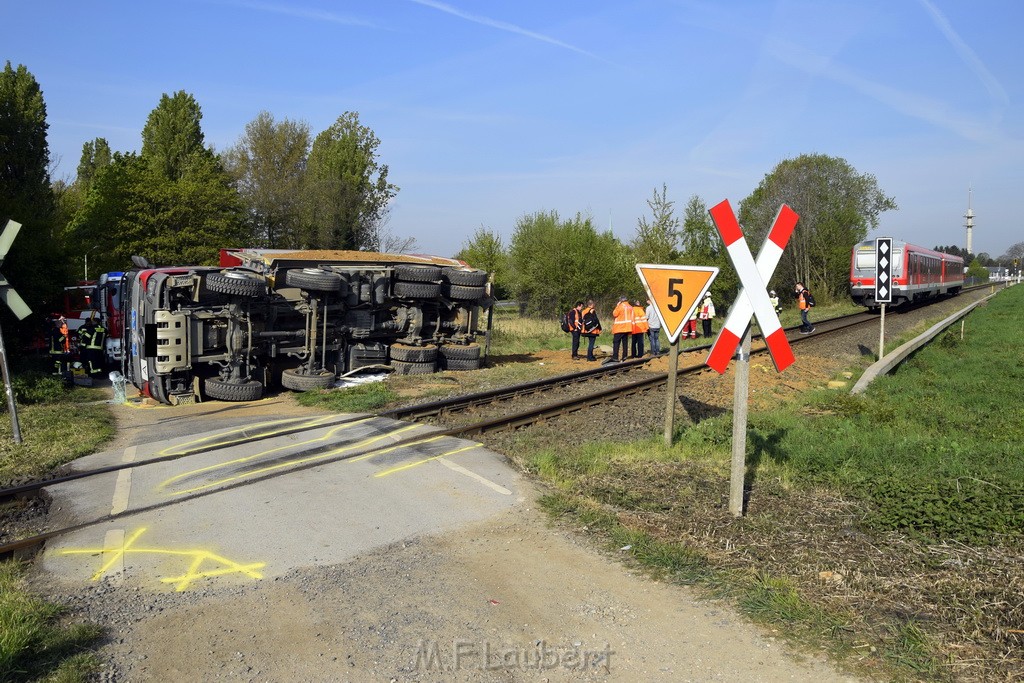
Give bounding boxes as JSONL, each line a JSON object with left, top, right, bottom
{"left": 635, "top": 264, "right": 718, "bottom": 447}
{"left": 705, "top": 201, "right": 799, "bottom": 517}
{"left": 874, "top": 237, "right": 892, "bottom": 361}
{"left": 0, "top": 219, "right": 32, "bottom": 445}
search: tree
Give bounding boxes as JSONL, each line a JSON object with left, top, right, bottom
{"left": 76, "top": 137, "right": 112, "bottom": 195}
{"left": 69, "top": 92, "right": 248, "bottom": 270}
{"left": 738, "top": 154, "right": 897, "bottom": 299}
{"left": 681, "top": 194, "right": 738, "bottom": 309}
{"left": 967, "top": 258, "right": 989, "bottom": 282}
{"left": 999, "top": 242, "right": 1024, "bottom": 267}
{"left": 508, "top": 211, "right": 633, "bottom": 317}
{"left": 223, "top": 111, "right": 310, "bottom": 248}
{"left": 0, "top": 61, "right": 71, "bottom": 326}
{"left": 302, "top": 112, "right": 398, "bottom": 250}
{"left": 631, "top": 184, "right": 679, "bottom": 264}
{"left": 455, "top": 226, "right": 508, "bottom": 298}
{"left": 141, "top": 91, "right": 208, "bottom": 181}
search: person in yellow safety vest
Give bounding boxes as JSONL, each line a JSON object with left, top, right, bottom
{"left": 631, "top": 299, "right": 648, "bottom": 358}
{"left": 48, "top": 316, "right": 71, "bottom": 379}
{"left": 78, "top": 316, "right": 107, "bottom": 377}
{"left": 611, "top": 295, "right": 634, "bottom": 362}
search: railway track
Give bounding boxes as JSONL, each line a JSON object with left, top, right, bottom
{"left": 0, "top": 289, "right": 988, "bottom": 558}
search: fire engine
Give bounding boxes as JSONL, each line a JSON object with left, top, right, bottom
{"left": 121, "top": 249, "right": 493, "bottom": 404}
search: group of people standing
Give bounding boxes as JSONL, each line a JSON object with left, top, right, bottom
{"left": 48, "top": 315, "right": 107, "bottom": 383}
{"left": 564, "top": 282, "right": 816, "bottom": 362}
{"left": 566, "top": 295, "right": 669, "bottom": 363}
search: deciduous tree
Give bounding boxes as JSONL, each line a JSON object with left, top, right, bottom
{"left": 141, "top": 91, "right": 208, "bottom": 181}
{"left": 302, "top": 112, "right": 398, "bottom": 250}
{"left": 455, "top": 227, "right": 508, "bottom": 298}
{"left": 630, "top": 184, "right": 679, "bottom": 264}
{"left": 223, "top": 112, "right": 310, "bottom": 248}
{"left": 738, "top": 154, "right": 896, "bottom": 299}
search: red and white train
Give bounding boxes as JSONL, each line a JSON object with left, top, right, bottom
{"left": 849, "top": 240, "right": 964, "bottom": 308}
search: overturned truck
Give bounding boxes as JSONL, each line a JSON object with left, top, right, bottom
{"left": 122, "top": 248, "right": 493, "bottom": 404}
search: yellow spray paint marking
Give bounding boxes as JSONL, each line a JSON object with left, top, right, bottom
{"left": 373, "top": 444, "right": 481, "bottom": 478}
{"left": 168, "top": 423, "right": 428, "bottom": 496}
{"left": 158, "top": 415, "right": 339, "bottom": 457}
{"left": 60, "top": 527, "right": 265, "bottom": 591}
{"left": 158, "top": 417, "right": 375, "bottom": 490}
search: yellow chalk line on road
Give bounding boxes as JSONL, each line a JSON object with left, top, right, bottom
{"left": 157, "top": 415, "right": 339, "bottom": 457}
{"left": 373, "top": 444, "right": 481, "bottom": 478}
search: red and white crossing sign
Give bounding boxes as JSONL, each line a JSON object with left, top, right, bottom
{"left": 706, "top": 200, "right": 799, "bottom": 374}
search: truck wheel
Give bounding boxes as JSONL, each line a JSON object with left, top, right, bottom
{"left": 391, "top": 360, "right": 436, "bottom": 375}
{"left": 207, "top": 271, "right": 266, "bottom": 297}
{"left": 285, "top": 268, "right": 342, "bottom": 293}
{"left": 393, "top": 281, "right": 441, "bottom": 298}
{"left": 394, "top": 265, "right": 441, "bottom": 282}
{"left": 204, "top": 378, "right": 263, "bottom": 402}
{"left": 389, "top": 343, "right": 438, "bottom": 362}
{"left": 442, "top": 267, "right": 488, "bottom": 287}
{"left": 441, "top": 357, "right": 481, "bottom": 371}
{"left": 281, "top": 368, "right": 336, "bottom": 391}
{"left": 442, "top": 284, "right": 486, "bottom": 301}
{"left": 439, "top": 343, "right": 481, "bottom": 360}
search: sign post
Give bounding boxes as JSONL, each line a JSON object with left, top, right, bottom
{"left": 0, "top": 219, "right": 32, "bottom": 445}
{"left": 874, "top": 237, "right": 892, "bottom": 361}
{"left": 705, "top": 201, "right": 799, "bottom": 517}
{"left": 635, "top": 264, "right": 718, "bottom": 448}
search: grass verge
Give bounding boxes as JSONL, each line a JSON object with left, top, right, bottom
{"left": 515, "top": 286, "right": 1023, "bottom": 681}
{"left": 0, "top": 561, "right": 101, "bottom": 682}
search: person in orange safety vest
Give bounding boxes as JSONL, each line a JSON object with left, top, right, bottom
{"left": 611, "top": 296, "right": 634, "bottom": 362}
{"left": 631, "top": 299, "right": 648, "bottom": 358}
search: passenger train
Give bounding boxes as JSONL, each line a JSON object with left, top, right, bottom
{"left": 849, "top": 240, "right": 964, "bottom": 308}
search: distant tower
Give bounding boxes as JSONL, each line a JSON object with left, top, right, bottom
{"left": 963, "top": 187, "right": 975, "bottom": 255}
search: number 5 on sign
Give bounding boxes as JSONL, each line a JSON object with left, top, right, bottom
{"left": 636, "top": 264, "right": 719, "bottom": 343}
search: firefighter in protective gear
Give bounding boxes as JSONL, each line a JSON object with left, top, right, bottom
{"left": 698, "top": 292, "right": 716, "bottom": 339}
{"left": 78, "top": 316, "right": 107, "bottom": 376}
{"left": 611, "top": 296, "right": 634, "bottom": 362}
{"left": 768, "top": 290, "right": 781, "bottom": 314}
{"left": 631, "top": 299, "right": 648, "bottom": 357}
{"left": 48, "top": 316, "right": 71, "bottom": 379}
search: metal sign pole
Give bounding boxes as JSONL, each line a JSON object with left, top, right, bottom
{"left": 878, "top": 303, "right": 886, "bottom": 361}
{"left": 729, "top": 327, "right": 751, "bottom": 517}
{"left": 663, "top": 340, "right": 679, "bottom": 447}
{"left": 0, "top": 320, "right": 23, "bottom": 444}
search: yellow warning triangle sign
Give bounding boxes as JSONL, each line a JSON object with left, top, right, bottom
{"left": 635, "top": 264, "right": 719, "bottom": 344}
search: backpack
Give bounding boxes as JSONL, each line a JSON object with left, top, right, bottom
{"left": 804, "top": 291, "right": 816, "bottom": 307}
{"left": 560, "top": 311, "right": 572, "bottom": 333}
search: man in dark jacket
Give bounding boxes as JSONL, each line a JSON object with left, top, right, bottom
{"left": 580, "top": 299, "right": 602, "bottom": 361}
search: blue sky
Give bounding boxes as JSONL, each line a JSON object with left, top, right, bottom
{"left": 6, "top": 0, "right": 1023, "bottom": 259}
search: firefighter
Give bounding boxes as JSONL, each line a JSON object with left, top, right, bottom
{"left": 611, "top": 296, "right": 634, "bottom": 362}
{"left": 49, "top": 316, "right": 71, "bottom": 381}
{"left": 79, "top": 315, "right": 106, "bottom": 377}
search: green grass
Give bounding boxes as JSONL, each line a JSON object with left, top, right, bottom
{"left": 0, "top": 562, "right": 101, "bottom": 682}
{"left": 518, "top": 287, "right": 1023, "bottom": 679}
{"left": 295, "top": 381, "right": 398, "bottom": 412}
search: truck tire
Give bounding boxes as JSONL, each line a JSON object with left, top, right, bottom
{"left": 393, "top": 281, "right": 441, "bottom": 298}
{"left": 442, "top": 267, "right": 488, "bottom": 287}
{"left": 204, "top": 378, "right": 263, "bottom": 401}
{"left": 394, "top": 264, "right": 442, "bottom": 282}
{"left": 442, "top": 357, "right": 481, "bottom": 371}
{"left": 285, "top": 268, "right": 342, "bottom": 293}
{"left": 389, "top": 343, "right": 438, "bottom": 362}
{"left": 281, "top": 368, "right": 336, "bottom": 391}
{"left": 391, "top": 360, "right": 436, "bottom": 375}
{"left": 439, "top": 343, "right": 481, "bottom": 360}
{"left": 442, "top": 284, "right": 486, "bottom": 301}
{"left": 207, "top": 271, "right": 266, "bottom": 297}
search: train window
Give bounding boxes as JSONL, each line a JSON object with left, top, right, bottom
{"left": 855, "top": 252, "right": 875, "bottom": 270}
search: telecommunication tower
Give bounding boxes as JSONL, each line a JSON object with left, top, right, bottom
{"left": 963, "top": 187, "right": 975, "bottom": 255}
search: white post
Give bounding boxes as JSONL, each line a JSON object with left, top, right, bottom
{"left": 729, "top": 328, "right": 751, "bottom": 517}
{"left": 878, "top": 303, "right": 886, "bottom": 361}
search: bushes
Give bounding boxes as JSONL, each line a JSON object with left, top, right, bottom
{"left": 9, "top": 372, "right": 69, "bottom": 405}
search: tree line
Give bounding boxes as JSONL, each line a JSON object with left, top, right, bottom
{"left": 6, "top": 59, "right": 1017, "bottom": 343}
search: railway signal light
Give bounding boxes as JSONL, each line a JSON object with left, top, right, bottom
{"left": 874, "top": 237, "right": 893, "bottom": 304}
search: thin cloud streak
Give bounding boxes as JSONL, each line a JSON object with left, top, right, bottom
{"left": 917, "top": 0, "right": 1008, "bottom": 108}
{"left": 223, "top": 0, "right": 377, "bottom": 28}
{"left": 407, "top": 0, "right": 609, "bottom": 63}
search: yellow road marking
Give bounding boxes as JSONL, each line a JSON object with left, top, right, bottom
{"left": 158, "top": 417, "right": 375, "bottom": 490}
{"left": 169, "top": 423, "right": 426, "bottom": 495}
{"left": 158, "top": 415, "right": 338, "bottom": 457}
{"left": 373, "top": 444, "right": 481, "bottom": 478}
